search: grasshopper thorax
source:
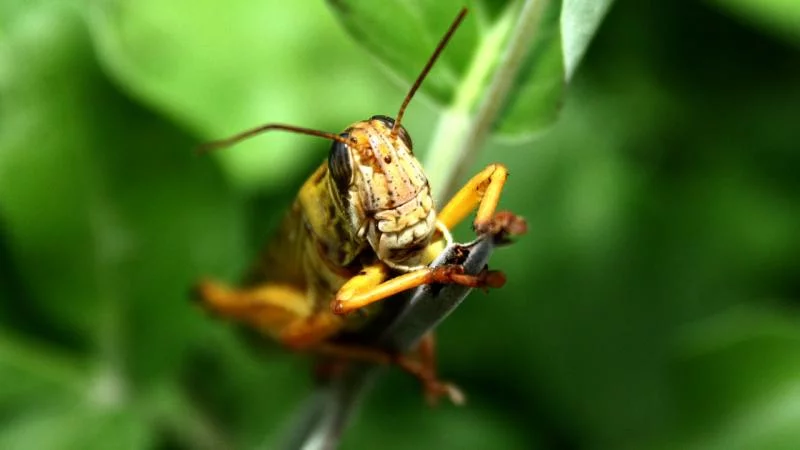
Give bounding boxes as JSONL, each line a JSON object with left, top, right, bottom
{"left": 328, "top": 115, "right": 436, "bottom": 272}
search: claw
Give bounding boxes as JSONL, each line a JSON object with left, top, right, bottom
{"left": 478, "top": 268, "right": 506, "bottom": 290}
{"left": 190, "top": 279, "right": 215, "bottom": 304}
{"left": 474, "top": 211, "right": 527, "bottom": 244}
{"left": 425, "top": 380, "right": 466, "bottom": 406}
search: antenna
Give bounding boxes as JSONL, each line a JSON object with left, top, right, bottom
{"left": 196, "top": 124, "right": 348, "bottom": 154}
{"left": 390, "top": 8, "right": 468, "bottom": 138}
{"left": 197, "top": 8, "right": 468, "bottom": 154}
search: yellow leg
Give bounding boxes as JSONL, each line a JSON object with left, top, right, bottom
{"left": 332, "top": 262, "right": 505, "bottom": 314}
{"left": 194, "top": 280, "right": 462, "bottom": 403}
{"left": 195, "top": 280, "right": 308, "bottom": 333}
{"left": 194, "top": 279, "right": 344, "bottom": 348}
{"left": 330, "top": 163, "right": 526, "bottom": 315}
{"left": 437, "top": 163, "right": 526, "bottom": 236}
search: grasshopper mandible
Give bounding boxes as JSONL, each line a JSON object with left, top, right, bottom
{"left": 195, "top": 8, "right": 525, "bottom": 404}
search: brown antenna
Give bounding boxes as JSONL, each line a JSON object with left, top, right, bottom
{"left": 196, "top": 123, "right": 349, "bottom": 154}
{"left": 390, "top": 7, "right": 468, "bottom": 138}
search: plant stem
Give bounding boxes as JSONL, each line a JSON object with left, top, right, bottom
{"left": 426, "top": 0, "right": 551, "bottom": 201}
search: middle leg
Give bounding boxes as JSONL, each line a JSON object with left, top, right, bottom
{"left": 313, "top": 338, "right": 464, "bottom": 405}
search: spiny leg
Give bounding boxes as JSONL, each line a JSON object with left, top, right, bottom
{"left": 437, "top": 163, "right": 527, "bottom": 238}
{"left": 415, "top": 332, "right": 462, "bottom": 405}
{"left": 418, "top": 333, "right": 437, "bottom": 382}
{"left": 195, "top": 279, "right": 462, "bottom": 404}
{"left": 332, "top": 262, "right": 505, "bottom": 315}
{"left": 313, "top": 341, "right": 464, "bottom": 405}
{"left": 328, "top": 268, "right": 469, "bottom": 403}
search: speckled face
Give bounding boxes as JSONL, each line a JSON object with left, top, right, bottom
{"left": 327, "top": 116, "right": 436, "bottom": 271}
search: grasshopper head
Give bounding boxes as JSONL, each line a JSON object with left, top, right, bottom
{"left": 327, "top": 115, "right": 436, "bottom": 271}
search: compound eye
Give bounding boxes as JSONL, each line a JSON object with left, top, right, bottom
{"left": 370, "top": 115, "right": 413, "bottom": 152}
{"left": 328, "top": 133, "right": 352, "bottom": 194}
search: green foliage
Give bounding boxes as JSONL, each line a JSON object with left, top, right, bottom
{"left": 330, "top": 0, "right": 565, "bottom": 137}
{"left": 88, "top": 0, "right": 395, "bottom": 190}
{"left": 1, "top": 0, "right": 799, "bottom": 449}
{"left": 710, "top": 0, "right": 800, "bottom": 44}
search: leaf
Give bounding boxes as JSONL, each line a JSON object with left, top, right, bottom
{"left": 666, "top": 307, "right": 800, "bottom": 450}
{"left": 2, "top": 0, "right": 246, "bottom": 375}
{"left": 0, "top": 331, "right": 86, "bottom": 406}
{"left": 327, "top": 0, "right": 488, "bottom": 108}
{"left": 0, "top": 406, "right": 153, "bottom": 450}
{"left": 709, "top": 0, "right": 800, "bottom": 44}
{"left": 561, "top": 0, "right": 614, "bottom": 80}
{"left": 1, "top": 1, "right": 111, "bottom": 341}
{"left": 493, "top": 0, "right": 565, "bottom": 136}
{"left": 86, "top": 0, "right": 399, "bottom": 190}
{"left": 0, "top": 3, "right": 243, "bottom": 447}
{"left": 329, "top": 0, "right": 610, "bottom": 138}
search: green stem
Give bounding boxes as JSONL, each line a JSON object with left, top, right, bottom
{"left": 426, "top": 0, "right": 551, "bottom": 203}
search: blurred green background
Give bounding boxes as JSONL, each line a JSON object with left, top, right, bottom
{"left": 1, "top": 0, "right": 800, "bottom": 449}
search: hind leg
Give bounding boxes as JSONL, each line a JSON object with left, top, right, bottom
{"left": 194, "top": 280, "right": 462, "bottom": 404}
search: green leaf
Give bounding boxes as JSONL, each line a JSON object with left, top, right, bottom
{"left": 0, "top": 406, "right": 153, "bottom": 450}
{"left": 561, "top": 0, "right": 614, "bottom": 80}
{"left": 493, "top": 0, "right": 564, "bottom": 136}
{"left": 0, "top": 331, "right": 86, "bottom": 406}
{"left": 329, "top": 0, "right": 609, "bottom": 139}
{"left": 0, "top": 3, "right": 244, "bottom": 447}
{"left": 327, "top": 0, "right": 488, "bottom": 109}
{"left": 86, "top": 0, "right": 399, "bottom": 190}
{"left": 709, "top": 0, "right": 800, "bottom": 44}
{"left": 1, "top": 2, "right": 112, "bottom": 341}
{"left": 666, "top": 307, "right": 800, "bottom": 450}
{"left": 1, "top": 0, "right": 244, "bottom": 378}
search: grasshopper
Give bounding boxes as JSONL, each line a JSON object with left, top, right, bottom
{"left": 195, "top": 8, "right": 525, "bottom": 404}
